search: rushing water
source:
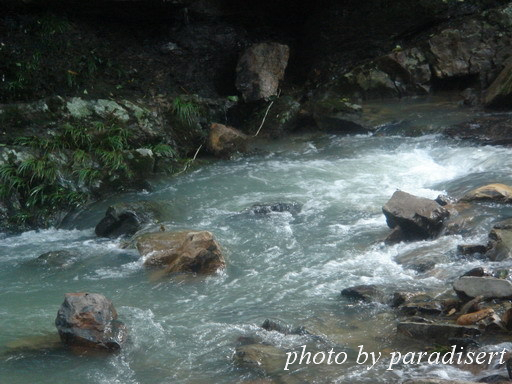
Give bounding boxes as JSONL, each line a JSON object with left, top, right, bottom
{"left": 3, "top": 99, "right": 512, "bottom": 383}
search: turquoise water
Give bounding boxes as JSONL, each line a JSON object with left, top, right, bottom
{"left": 3, "top": 102, "right": 512, "bottom": 383}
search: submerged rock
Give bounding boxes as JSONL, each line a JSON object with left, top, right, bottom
{"left": 446, "top": 117, "right": 512, "bottom": 146}
{"left": 234, "top": 343, "right": 286, "bottom": 375}
{"left": 453, "top": 276, "right": 512, "bottom": 299}
{"left": 461, "top": 184, "right": 512, "bottom": 203}
{"left": 247, "top": 202, "right": 302, "bottom": 216}
{"left": 35, "top": 250, "right": 77, "bottom": 268}
{"left": 235, "top": 42, "right": 289, "bottom": 102}
{"left": 55, "top": 293, "right": 127, "bottom": 351}
{"left": 341, "top": 284, "right": 383, "bottom": 303}
{"left": 382, "top": 190, "right": 449, "bottom": 241}
{"left": 396, "top": 322, "right": 480, "bottom": 344}
{"left": 136, "top": 230, "right": 225, "bottom": 275}
{"left": 208, "top": 123, "right": 248, "bottom": 158}
{"left": 95, "top": 201, "right": 163, "bottom": 238}
{"left": 261, "top": 319, "right": 308, "bottom": 336}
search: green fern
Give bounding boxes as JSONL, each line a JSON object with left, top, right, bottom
{"left": 152, "top": 143, "right": 177, "bottom": 158}
{"left": 171, "top": 96, "right": 200, "bottom": 127}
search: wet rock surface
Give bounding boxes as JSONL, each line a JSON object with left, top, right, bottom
{"left": 453, "top": 276, "right": 512, "bottom": 299}
{"left": 136, "top": 230, "right": 225, "bottom": 275}
{"left": 397, "top": 322, "right": 481, "bottom": 344}
{"left": 55, "top": 293, "right": 127, "bottom": 351}
{"left": 208, "top": 123, "right": 248, "bottom": 158}
{"left": 383, "top": 190, "right": 449, "bottom": 241}
{"left": 95, "top": 201, "right": 164, "bottom": 238}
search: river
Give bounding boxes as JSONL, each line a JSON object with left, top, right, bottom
{"left": 2, "top": 97, "right": 512, "bottom": 383}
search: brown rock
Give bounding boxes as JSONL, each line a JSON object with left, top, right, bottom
{"left": 208, "top": 123, "right": 248, "bottom": 158}
{"left": 55, "top": 293, "right": 127, "bottom": 351}
{"left": 456, "top": 308, "right": 494, "bottom": 326}
{"left": 461, "top": 184, "right": 512, "bottom": 204}
{"left": 235, "top": 42, "right": 289, "bottom": 102}
{"left": 136, "top": 230, "right": 225, "bottom": 275}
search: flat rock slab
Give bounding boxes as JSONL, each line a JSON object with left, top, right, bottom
{"left": 453, "top": 276, "right": 512, "bottom": 299}
{"left": 397, "top": 322, "right": 480, "bottom": 344}
{"left": 461, "top": 184, "right": 512, "bottom": 204}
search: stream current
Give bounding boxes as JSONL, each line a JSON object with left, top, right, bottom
{"left": 2, "top": 98, "right": 512, "bottom": 383}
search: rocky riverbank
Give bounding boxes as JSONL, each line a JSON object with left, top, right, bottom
{"left": 3, "top": 0, "right": 512, "bottom": 232}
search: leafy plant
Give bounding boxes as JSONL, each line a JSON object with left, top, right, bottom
{"left": 152, "top": 143, "right": 177, "bottom": 158}
{"left": 171, "top": 96, "right": 200, "bottom": 127}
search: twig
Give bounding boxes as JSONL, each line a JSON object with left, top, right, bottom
{"left": 176, "top": 144, "right": 203, "bottom": 175}
{"left": 254, "top": 90, "right": 281, "bottom": 137}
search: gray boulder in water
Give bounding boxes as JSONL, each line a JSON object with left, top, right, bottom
{"left": 383, "top": 190, "right": 449, "bottom": 241}
{"left": 95, "top": 201, "right": 163, "bottom": 238}
{"left": 55, "top": 293, "right": 127, "bottom": 351}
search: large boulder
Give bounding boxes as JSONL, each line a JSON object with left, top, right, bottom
{"left": 55, "top": 293, "right": 127, "bottom": 351}
{"left": 136, "top": 230, "right": 225, "bottom": 274}
{"left": 95, "top": 201, "right": 163, "bottom": 238}
{"left": 382, "top": 191, "right": 449, "bottom": 241}
{"left": 453, "top": 276, "right": 512, "bottom": 299}
{"left": 396, "top": 322, "right": 480, "bottom": 344}
{"left": 461, "top": 184, "right": 512, "bottom": 204}
{"left": 208, "top": 123, "right": 248, "bottom": 158}
{"left": 235, "top": 43, "right": 290, "bottom": 102}
{"left": 484, "top": 59, "right": 512, "bottom": 108}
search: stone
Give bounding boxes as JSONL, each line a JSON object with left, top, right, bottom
{"left": 456, "top": 308, "right": 495, "bottom": 326}
{"left": 248, "top": 202, "right": 302, "bottom": 216}
{"left": 55, "top": 293, "right": 127, "bottom": 351}
{"left": 208, "top": 123, "right": 248, "bottom": 158}
{"left": 446, "top": 117, "right": 512, "bottom": 146}
{"left": 457, "top": 245, "right": 488, "bottom": 257}
{"left": 311, "top": 97, "right": 369, "bottom": 133}
{"left": 397, "top": 322, "right": 480, "bottom": 344}
{"left": 234, "top": 344, "right": 286, "bottom": 375}
{"left": 95, "top": 201, "right": 163, "bottom": 238}
{"left": 261, "top": 319, "right": 308, "bottom": 336}
{"left": 35, "top": 250, "right": 77, "bottom": 268}
{"left": 400, "top": 301, "right": 443, "bottom": 316}
{"left": 453, "top": 276, "right": 512, "bottom": 299}
{"left": 461, "top": 267, "right": 491, "bottom": 278}
{"left": 136, "top": 230, "right": 225, "bottom": 274}
{"left": 461, "top": 184, "right": 512, "bottom": 203}
{"left": 383, "top": 190, "right": 449, "bottom": 241}
{"left": 235, "top": 42, "right": 289, "bottom": 102}
{"left": 485, "top": 60, "right": 512, "bottom": 108}
{"left": 486, "top": 222, "right": 512, "bottom": 261}
{"left": 341, "top": 284, "right": 382, "bottom": 303}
